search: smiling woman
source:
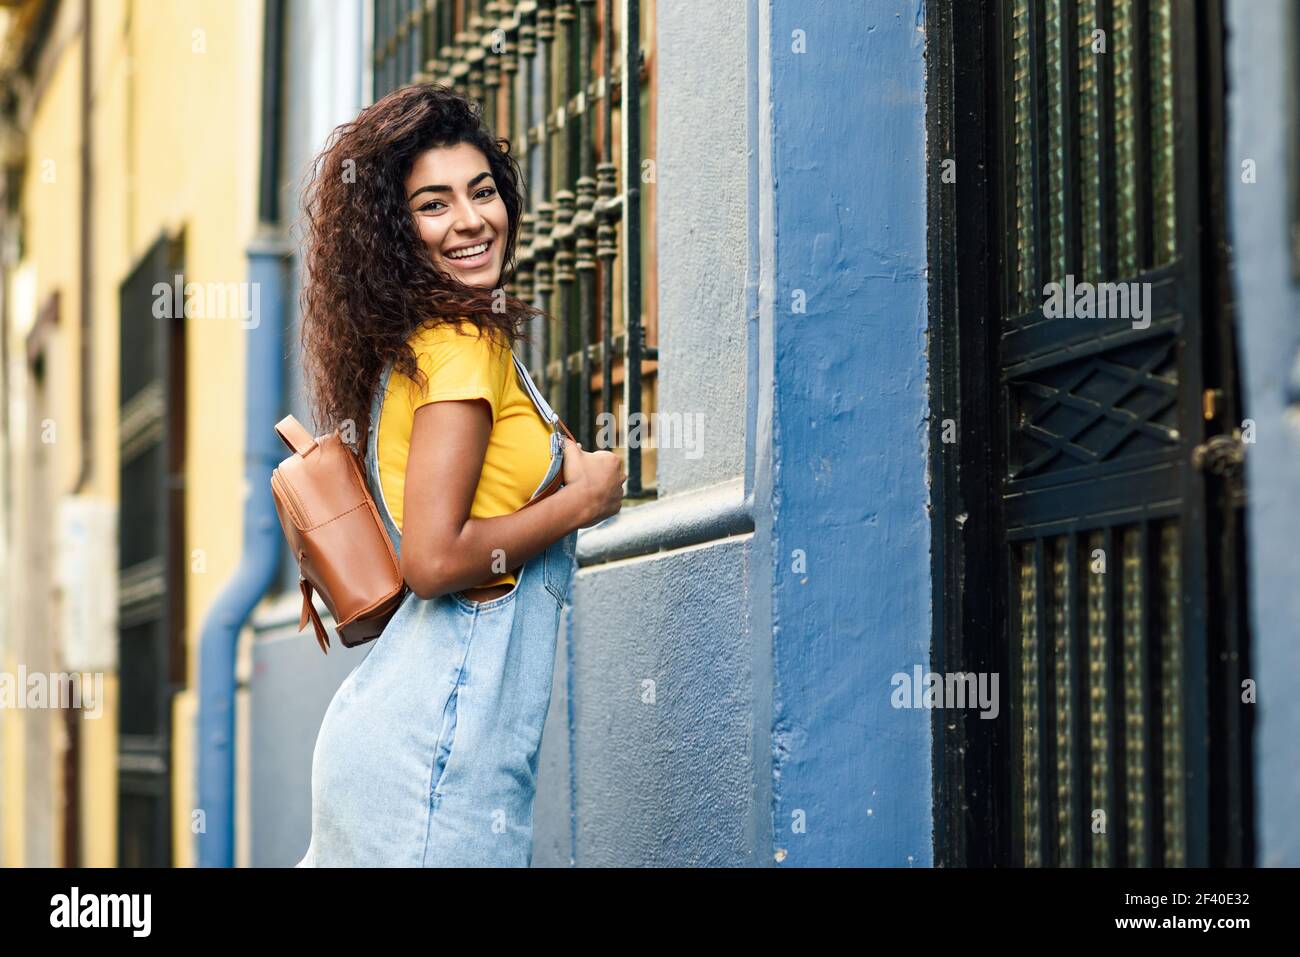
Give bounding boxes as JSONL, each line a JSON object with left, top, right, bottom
{"left": 294, "top": 83, "right": 624, "bottom": 867}
{"left": 297, "top": 84, "right": 545, "bottom": 452}
{"left": 406, "top": 145, "right": 510, "bottom": 284}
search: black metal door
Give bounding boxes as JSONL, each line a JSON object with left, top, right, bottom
{"left": 929, "top": 0, "right": 1252, "bottom": 867}
{"left": 117, "top": 233, "right": 186, "bottom": 866}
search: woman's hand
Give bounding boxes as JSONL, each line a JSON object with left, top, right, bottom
{"left": 561, "top": 437, "right": 626, "bottom": 527}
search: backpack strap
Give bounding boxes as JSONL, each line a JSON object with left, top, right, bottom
{"left": 275, "top": 415, "right": 319, "bottom": 457}
{"left": 298, "top": 577, "right": 331, "bottom": 654}
{"left": 509, "top": 353, "right": 577, "bottom": 444}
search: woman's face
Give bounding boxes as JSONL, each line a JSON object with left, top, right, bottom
{"left": 404, "top": 142, "right": 509, "bottom": 288}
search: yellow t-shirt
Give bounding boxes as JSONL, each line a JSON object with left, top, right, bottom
{"left": 376, "top": 319, "right": 554, "bottom": 589}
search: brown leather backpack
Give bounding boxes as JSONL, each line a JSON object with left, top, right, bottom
{"left": 270, "top": 416, "right": 407, "bottom": 654}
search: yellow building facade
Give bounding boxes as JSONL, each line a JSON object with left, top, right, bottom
{"left": 1, "top": 0, "right": 264, "bottom": 867}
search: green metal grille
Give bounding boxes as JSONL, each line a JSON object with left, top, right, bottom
{"left": 1001, "top": 0, "right": 1184, "bottom": 318}
{"left": 1086, "top": 530, "right": 1110, "bottom": 867}
{"left": 1122, "top": 527, "right": 1148, "bottom": 867}
{"left": 1112, "top": 0, "right": 1138, "bottom": 276}
{"left": 987, "top": 0, "right": 1233, "bottom": 870}
{"left": 1019, "top": 546, "right": 1043, "bottom": 866}
{"left": 1160, "top": 521, "right": 1186, "bottom": 866}
{"left": 1052, "top": 537, "right": 1075, "bottom": 866}
{"left": 1045, "top": 0, "right": 1066, "bottom": 286}
{"left": 1012, "top": 0, "right": 1037, "bottom": 312}
{"left": 1017, "top": 519, "right": 1192, "bottom": 867}
{"left": 1150, "top": 0, "right": 1177, "bottom": 265}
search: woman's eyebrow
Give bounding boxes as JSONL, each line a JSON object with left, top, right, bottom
{"left": 408, "top": 170, "right": 494, "bottom": 202}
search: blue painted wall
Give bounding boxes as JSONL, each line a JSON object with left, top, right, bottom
{"left": 1225, "top": 0, "right": 1300, "bottom": 867}
{"left": 763, "top": 0, "right": 933, "bottom": 865}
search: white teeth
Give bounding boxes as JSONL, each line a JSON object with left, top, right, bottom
{"left": 447, "top": 241, "right": 489, "bottom": 260}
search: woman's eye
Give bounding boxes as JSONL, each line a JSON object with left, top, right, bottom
{"left": 417, "top": 189, "right": 491, "bottom": 212}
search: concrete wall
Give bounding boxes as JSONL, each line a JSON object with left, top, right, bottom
{"left": 547, "top": 0, "right": 933, "bottom": 866}
{"left": 544, "top": 0, "right": 758, "bottom": 867}
{"left": 1225, "top": 0, "right": 1300, "bottom": 867}
{"left": 248, "top": 606, "right": 366, "bottom": 867}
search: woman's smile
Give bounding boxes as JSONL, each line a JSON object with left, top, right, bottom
{"left": 405, "top": 141, "right": 510, "bottom": 288}
{"left": 441, "top": 236, "right": 495, "bottom": 272}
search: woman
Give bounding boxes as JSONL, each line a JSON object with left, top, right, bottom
{"left": 293, "top": 84, "right": 625, "bottom": 866}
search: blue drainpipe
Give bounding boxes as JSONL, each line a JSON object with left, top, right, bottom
{"left": 197, "top": 0, "right": 286, "bottom": 867}
{"left": 196, "top": 231, "right": 288, "bottom": 867}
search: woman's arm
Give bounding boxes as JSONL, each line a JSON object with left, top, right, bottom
{"left": 398, "top": 396, "right": 623, "bottom": 600}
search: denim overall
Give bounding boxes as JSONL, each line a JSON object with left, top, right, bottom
{"left": 296, "top": 351, "right": 578, "bottom": 867}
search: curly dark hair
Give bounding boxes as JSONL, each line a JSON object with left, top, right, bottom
{"left": 296, "top": 83, "right": 546, "bottom": 454}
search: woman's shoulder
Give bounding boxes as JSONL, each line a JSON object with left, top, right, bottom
{"left": 395, "top": 318, "right": 510, "bottom": 401}
{"left": 406, "top": 317, "right": 509, "bottom": 357}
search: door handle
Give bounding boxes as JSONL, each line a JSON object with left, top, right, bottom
{"left": 1191, "top": 432, "right": 1245, "bottom": 476}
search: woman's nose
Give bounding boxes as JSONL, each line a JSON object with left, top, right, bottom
{"left": 452, "top": 200, "right": 484, "bottom": 232}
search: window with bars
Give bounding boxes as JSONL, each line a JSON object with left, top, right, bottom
{"left": 371, "top": 0, "right": 659, "bottom": 497}
{"left": 1005, "top": 0, "right": 1178, "bottom": 317}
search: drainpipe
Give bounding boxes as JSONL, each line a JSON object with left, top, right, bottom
{"left": 196, "top": 0, "right": 286, "bottom": 868}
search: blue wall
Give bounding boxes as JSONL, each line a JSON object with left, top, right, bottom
{"left": 761, "top": 0, "right": 932, "bottom": 865}
{"left": 1225, "top": 0, "right": 1300, "bottom": 867}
